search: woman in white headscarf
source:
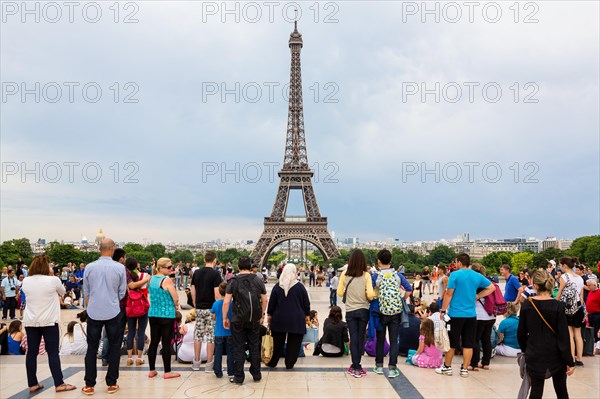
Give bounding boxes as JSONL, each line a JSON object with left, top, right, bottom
{"left": 267, "top": 264, "right": 311, "bottom": 369}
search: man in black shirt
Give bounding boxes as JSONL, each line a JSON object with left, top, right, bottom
{"left": 191, "top": 251, "right": 222, "bottom": 372}
{"left": 223, "top": 257, "right": 268, "bottom": 384}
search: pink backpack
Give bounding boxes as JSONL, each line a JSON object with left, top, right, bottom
{"left": 480, "top": 282, "right": 507, "bottom": 316}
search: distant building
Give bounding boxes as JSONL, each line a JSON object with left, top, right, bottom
{"left": 541, "top": 237, "right": 559, "bottom": 251}
{"left": 95, "top": 228, "right": 105, "bottom": 247}
{"left": 558, "top": 240, "right": 573, "bottom": 250}
{"left": 501, "top": 238, "right": 539, "bottom": 253}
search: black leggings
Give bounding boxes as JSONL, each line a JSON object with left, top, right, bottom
{"left": 528, "top": 369, "right": 568, "bottom": 399}
{"left": 267, "top": 331, "right": 304, "bottom": 369}
{"left": 148, "top": 317, "right": 175, "bottom": 372}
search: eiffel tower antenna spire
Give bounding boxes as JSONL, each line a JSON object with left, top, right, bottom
{"left": 252, "top": 23, "right": 339, "bottom": 266}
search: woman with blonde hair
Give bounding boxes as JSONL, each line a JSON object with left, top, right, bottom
{"left": 176, "top": 311, "right": 202, "bottom": 363}
{"left": 147, "top": 258, "right": 180, "bottom": 379}
{"left": 495, "top": 302, "right": 520, "bottom": 357}
{"left": 518, "top": 269, "right": 574, "bottom": 399}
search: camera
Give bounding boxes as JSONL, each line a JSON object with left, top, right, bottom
{"left": 9, "top": 287, "right": 16, "bottom": 291}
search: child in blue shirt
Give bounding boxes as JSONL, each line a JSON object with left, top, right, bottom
{"left": 211, "top": 281, "right": 233, "bottom": 379}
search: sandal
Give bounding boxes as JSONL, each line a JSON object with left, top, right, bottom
{"left": 29, "top": 384, "right": 44, "bottom": 393}
{"left": 136, "top": 358, "right": 145, "bottom": 366}
{"left": 55, "top": 384, "right": 77, "bottom": 392}
{"left": 164, "top": 372, "right": 181, "bottom": 379}
{"left": 127, "top": 358, "right": 134, "bottom": 366}
{"left": 148, "top": 371, "right": 158, "bottom": 378}
{"left": 479, "top": 365, "right": 490, "bottom": 370}
{"left": 467, "top": 366, "right": 479, "bottom": 371}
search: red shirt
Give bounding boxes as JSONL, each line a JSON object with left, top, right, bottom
{"left": 586, "top": 289, "right": 600, "bottom": 314}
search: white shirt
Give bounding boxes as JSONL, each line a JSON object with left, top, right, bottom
{"left": 21, "top": 275, "right": 65, "bottom": 327}
{"left": 330, "top": 276, "right": 339, "bottom": 290}
{"left": 60, "top": 323, "right": 88, "bottom": 355}
{"left": 475, "top": 299, "right": 496, "bottom": 321}
{"left": 562, "top": 273, "right": 584, "bottom": 295}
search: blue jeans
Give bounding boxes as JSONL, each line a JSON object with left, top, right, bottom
{"left": 214, "top": 335, "right": 234, "bottom": 377}
{"left": 175, "top": 276, "right": 181, "bottom": 290}
{"left": 375, "top": 313, "right": 400, "bottom": 369}
{"left": 127, "top": 314, "right": 148, "bottom": 352}
{"left": 346, "top": 308, "right": 369, "bottom": 369}
{"left": 329, "top": 289, "right": 337, "bottom": 306}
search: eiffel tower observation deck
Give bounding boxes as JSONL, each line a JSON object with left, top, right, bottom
{"left": 252, "top": 22, "right": 339, "bottom": 266}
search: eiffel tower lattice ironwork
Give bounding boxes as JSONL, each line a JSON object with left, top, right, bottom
{"left": 252, "top": 22, "right": 339, "bottom": 266}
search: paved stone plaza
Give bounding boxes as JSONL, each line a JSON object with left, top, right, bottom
{"left": 1, "top": 283, "right": 598, "bottom": 399}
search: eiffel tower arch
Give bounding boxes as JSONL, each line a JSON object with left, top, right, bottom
{"left": 252, "top": 22, "right": 339, "bottom": 267}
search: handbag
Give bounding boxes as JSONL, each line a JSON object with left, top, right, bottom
{"left": 261, "top": 329, "right": 274, "bottom": 364}
{"left": 302, "top": 327, "right": 319, "bottom": 343}
{"left": 405, "top": 349, "right": 417, "bottom": 365}
{"left": 435, "top": 319, "right": 451, "bottom": 352}
{"left": 364, "top": 336, "right": 389, "bottom": 357}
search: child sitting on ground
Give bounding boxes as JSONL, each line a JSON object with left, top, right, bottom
{"left": 309, "top": 310, "right": 319, "bottom": 328}
{"left": 410, "top": 318, "right": 443, "bottom": 368}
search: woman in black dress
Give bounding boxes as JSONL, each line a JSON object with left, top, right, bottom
{"left": 267, "top": 264, "right": 311, "bottom": 369}
{"left": 517, "top": 269, "right": 574, "bottom": 399}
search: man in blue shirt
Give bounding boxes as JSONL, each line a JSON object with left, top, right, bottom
{"left": 82, "top": 238, "right": 127, "bottom": 395}
{"left": 437, "top": 254, "right": 495, "bottom": 378}
{"left": 501, "top": 264, "right": 521, "bottom": 302}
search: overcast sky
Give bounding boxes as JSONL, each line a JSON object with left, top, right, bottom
{"left": 1, "top": 1, "right": 598, "bottom": 244}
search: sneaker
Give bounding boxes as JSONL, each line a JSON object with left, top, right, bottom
{"left": 229, "top": 377, "right": 243, "bottom": 385}
{"left": 388, "top": 369, "right": 400, "bottom": 379}
{"left": 460, "top": 367, "right": 469, "bottom": 378}
{"left": 357, "top": 368, "right": 367, "bottom": 376}
{"left": 204, "top": 360, "right": 214, "bottom": 373}
{"left": 435, "top": 364, "right": 453, "bottom": 376}
{"left": 346, "top": 366, "right": 355, "bottom": 375}
{"left": 101, "top": 361, "right": 108, "bottom": 367}
{"left": 81, "top": 386, "right": 94, "bottom": 396}
{"left": 191, "top": 360, "right": 201, "bottom": 371}
{"left": 107, "top": 385, "right": 119, "bottom": 394}
{"left": 351, "top": 369, "right": 363, "bottom": 378}
{"left": 372, "top": 366, "right": 384, "bottom": 375}
{"left": 574, "top": 361, "right": 584, "bottom": 367}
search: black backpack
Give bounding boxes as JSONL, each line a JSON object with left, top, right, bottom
{"left": 232, "top": 274, "right": 263, "bottom": 323}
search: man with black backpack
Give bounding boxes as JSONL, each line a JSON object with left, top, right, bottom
{"left": 222, "top": 257, "right": 267, "bottom": 384}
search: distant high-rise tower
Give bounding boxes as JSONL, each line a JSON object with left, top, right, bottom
{"left": 251, "top": 22, "right": 339, "bottom": 266}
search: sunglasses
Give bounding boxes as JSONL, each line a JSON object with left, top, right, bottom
{"left": 163, "top": 265, "right": 174, "bottom": 270}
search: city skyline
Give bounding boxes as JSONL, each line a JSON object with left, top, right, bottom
{"left": 10, "top": 228, "right": 579, "bottom": 247}
{"left": 2, "top": 2, "right": 598, "bottom": 244}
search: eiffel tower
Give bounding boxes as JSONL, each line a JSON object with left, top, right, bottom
{"left": 252, "top": 22, "right": 339, "bottom": 266}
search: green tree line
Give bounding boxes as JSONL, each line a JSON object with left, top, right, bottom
{"left": 1, "top": 236, "right": 598, "bottom": 276}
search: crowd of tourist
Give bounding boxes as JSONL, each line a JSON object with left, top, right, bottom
{"left": 1, "top": 242, "right": 599, "bottom": 399}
